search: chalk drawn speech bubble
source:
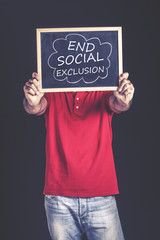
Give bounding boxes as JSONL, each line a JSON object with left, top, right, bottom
{"left": 47, "top": 34, "right": 112, "bottom": 84}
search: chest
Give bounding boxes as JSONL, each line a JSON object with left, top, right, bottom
{"left": 54, "top": 92, "right": 106, "bottom": 117}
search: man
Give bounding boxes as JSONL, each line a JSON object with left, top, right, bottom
{"left": 23, "top": 72, "right": 134, "bottom": 240}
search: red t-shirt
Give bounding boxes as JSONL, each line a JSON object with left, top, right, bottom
{"left": 43, "top": 91, "right": 119, "bottom": 197}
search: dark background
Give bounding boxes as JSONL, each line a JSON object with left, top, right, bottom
{"left": 0, "top": 0, "right": 159, "bottom": 239}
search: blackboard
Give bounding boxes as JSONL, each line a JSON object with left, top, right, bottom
{"left": 36, "top": 27, "right": 123, "bottom": 92}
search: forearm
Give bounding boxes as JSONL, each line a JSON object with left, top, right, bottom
{"left": 23, "top": 96, "right": 47, "bottom": 115}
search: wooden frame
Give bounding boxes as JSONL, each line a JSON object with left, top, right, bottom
{"left": 36, "top": 27, "right": 123, "bottom": 92}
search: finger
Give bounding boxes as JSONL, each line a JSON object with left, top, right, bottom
{"left": 118, "top": 79, "right": 131, "bottom": 93}
{"left": 29, "top": 78, "right": 41, "bottom": 92}
{"left": 26, "top": 81, "right": 40, "bottom": 95}
{"left": 25, "top": 80, "right": 40, "bottom": 95}
{"left": 32, "top": 72, "right": 40, "bottom": 81}
{"left": 120, "top": 82, "right": 133, "bottom": 94}
{"left": 24, "top": 85, "right": 36, "bottom": 96}
{"left": 119, "top": 72, "right": 129, "bottom": 81}
{"left": 123, "top": 87, "right": 134, "bottom": 99}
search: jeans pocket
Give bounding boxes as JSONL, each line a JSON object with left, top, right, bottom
{"left": 44, "top": 195, "right": 58, "bottom": 209}
{"left": 45, "top": 195, "right": 57, "bottom": 201}
{"left": 103, "top": 195, "right": 116, "bottom": 204}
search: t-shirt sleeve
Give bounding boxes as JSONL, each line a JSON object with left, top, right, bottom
{"left": 43, "top": 93, "right": 51, "bottom": 114}
{"left": 35, "top": 93, "right": 50, "bottom": 116}
{"left": 44, "top": 93, "right": 50, "bottom": 107}
{"left": 105, "top": 91, "right": 114, "bottom": 114}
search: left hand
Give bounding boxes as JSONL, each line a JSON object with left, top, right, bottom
{"left": 114, "top": 72, "right": 135, "bottom": 107}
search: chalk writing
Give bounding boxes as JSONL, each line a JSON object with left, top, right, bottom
{"left": 48, "top": 34, "right": 112, "bottom": 84}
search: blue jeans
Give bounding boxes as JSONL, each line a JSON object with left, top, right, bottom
{"left": 44, "top": 195, "right": 125, "bottom": 240}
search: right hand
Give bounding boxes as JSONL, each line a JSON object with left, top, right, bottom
{"left": 23, "top": 72, "right": 44, "bottom": 106}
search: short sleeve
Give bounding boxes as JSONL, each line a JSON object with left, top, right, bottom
{"left": 44, "top": 93, "right": 51, "bottom": 108}
{"left": 43, "top": 93, "right": 51, "bottom": 115}
{"left": 105, "top": 91, "right": 114, "bottom": 114}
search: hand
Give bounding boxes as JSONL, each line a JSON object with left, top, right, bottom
{"left": 114, "top": 72, "right": 135, "bottom": 107}
{"left": 23, "top": 72, "right": 44, "bottom": 106}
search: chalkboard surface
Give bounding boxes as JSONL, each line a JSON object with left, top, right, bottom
{"left": 36, "top": 27, "right": 123, "bottom": 92}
